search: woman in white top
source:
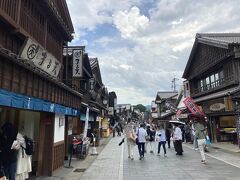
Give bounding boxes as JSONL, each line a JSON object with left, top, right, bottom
{"left": 155, "top": 126, "right": 167, "bottom": 156}
{"left": 15, "top": 132, "right": 32, "bottom": 180}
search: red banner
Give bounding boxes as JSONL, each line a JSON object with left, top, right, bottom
{"left": 183, "top": 97, "right": 205, "bottom": 117}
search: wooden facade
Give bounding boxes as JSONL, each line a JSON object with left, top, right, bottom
{"left": 183, "top": 34, "right": 240, "bottom": 99}
{"left": 0, "top": 54, "right": 82, "bottom": 108}
{"left": 0, "top": 0, "right": 82, "bottom": 109}
{"left": 0, "top": 0, "right": 83, "bottom": 176}
{"left": 183, "top": 33, "right": 240, "bottom": 146}
{"left": 53, "top": 141, "right": 65, "bottom": 171}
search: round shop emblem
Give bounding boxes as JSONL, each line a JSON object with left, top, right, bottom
{"left": 27, "top": 44, "right": 38, "bottom": 60}
{"left": 74, "top": 50, "right": 82, "bottom": 58}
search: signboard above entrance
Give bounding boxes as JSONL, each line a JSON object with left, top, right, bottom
{"left": 210, "top": 103, "right": 226, "bottom": 111}
{"left": 20, "top": 38, "right": 62, "bottom": 78}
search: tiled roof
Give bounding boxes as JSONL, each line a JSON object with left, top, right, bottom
{"left": 183, "top": 33, "right": 240, "bottom": 78}
{"left": 157, "top": 91, "right": 178, "bottom": 99}
{"left": 63, "top": 46, "right": 85, "bottom": 56}
{"left": 196, "top": 33, "right": 240, "bottom": 50}
{"left": 197, "top": 33, "right": 240, "bottom": 46}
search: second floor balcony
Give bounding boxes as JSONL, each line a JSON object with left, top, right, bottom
{"left": 192, "top": 75, "right": 238, "bottom": 97}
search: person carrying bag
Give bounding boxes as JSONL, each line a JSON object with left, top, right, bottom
{"left": 195, "top": 121, "right": 207, "bottom": 164}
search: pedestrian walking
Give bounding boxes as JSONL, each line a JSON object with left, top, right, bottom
{"left": 195, "top": 120, "right": 207, "bottom": 164}
{"left": 137, "top": 123, "right": 147, "bottom": 160}
{"left": 191, "top": 122, "right": 198, "bottom": 150}
{"left": 155, "top": 126, "right": 167, "bottom": 157}
{"left": 165, "top": 124, "right": 171, "bottom": 148}
{"left": 173, "top": 124, "right": 183, "bottom": 155}
{"left": 184, "top": 123, "right": 191, "bottom": 143}
{"left": 124, "top": 118, "right": 136, "bottom": 160}
{"left": 116, "top": 125, "right": 121, "bottom": 136}
{"left": 145, "top": 125, "right": 154, "bottom": 153}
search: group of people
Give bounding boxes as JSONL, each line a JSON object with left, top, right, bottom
{"left": 122, "top": 117, "right": 208, "bottom": 164}
{"left": 123, "top": 119, "right": 183, "bottom": 160}
{"left": 0, "top": 122, "right": 32, "bottom": 180}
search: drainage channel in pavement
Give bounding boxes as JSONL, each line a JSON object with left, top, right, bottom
{"left": 73, "top": 168, "right": 86, "bottom": 173}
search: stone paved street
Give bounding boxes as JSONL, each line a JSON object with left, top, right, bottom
{"left": 81, "top": 137, "right": 240, "bottom": 180}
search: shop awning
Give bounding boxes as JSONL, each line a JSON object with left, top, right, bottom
{"left": 0, "top": 89, "right": 80, "bottom": 116}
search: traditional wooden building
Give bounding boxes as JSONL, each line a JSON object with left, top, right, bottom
{"left": 183, "top": 33, "right": 240, "bottom": 147}
{"left": 62, "top": 46, "right": 93, "bottom": 158}
{"left": 63, "top": 50, "right": 109, "bottom": 146}
{"left": 0, "top": 0, "right": 83, "bottom": 176}
{"left": 154, "top": 91, "right": 178, "bottom": 124}
{"left": 89, "top": 58, "right": 109, "bottom": 139}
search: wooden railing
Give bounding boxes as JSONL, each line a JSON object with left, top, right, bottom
{"left": 193, "top": 76, "right": 238, "bottom": 95}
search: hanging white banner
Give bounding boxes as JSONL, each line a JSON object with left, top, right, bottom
{"left": 72, "top": 49, "right": 83, "bottom": 77}
{"left": 83, "top": 107, "right": 90, "bottom": 138}
{"left": 20, "top": 38, "right": 62, "bottom": 78}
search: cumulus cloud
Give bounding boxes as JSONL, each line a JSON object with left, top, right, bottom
{"left": 113, "top": 6, "right": 149, "bottom": 39}
{"left": 66, "top": 0, "right": 240, "bottom": 105}
{"left": 66, "top": 0, "right": 143, "bottom": 30}
{"left": 119, "top": 64, "right": 133, "bottom": 70}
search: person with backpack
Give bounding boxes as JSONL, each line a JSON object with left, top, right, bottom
{"left": 145, "top": 125, "right": 154, "bottom": 153}
{"left": 15, "top": 130, "right": 32, "bottom": 180}
{"left": 195, "top": 120, "right": 207, "bottom": 164}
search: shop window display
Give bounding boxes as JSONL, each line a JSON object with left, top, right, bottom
{"left": 218, "top": 116, "right": 237, "bottom": 144}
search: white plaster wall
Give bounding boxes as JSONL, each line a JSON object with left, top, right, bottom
{"left": 19, "top": 110, "right": 40, "bottom": 140}
{"left": 54, "top": 114, "right": 65, "bottom": 143}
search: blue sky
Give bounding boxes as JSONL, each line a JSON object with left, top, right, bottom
{"left": 66, "top": 0, "right": 240, "bottom": 105}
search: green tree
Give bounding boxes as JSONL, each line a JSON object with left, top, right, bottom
{"left": 135, "top": 104, "right": 146, "bottom": 112}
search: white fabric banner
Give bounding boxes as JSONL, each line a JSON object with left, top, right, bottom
{"left": 72, "top": 49, "right": 83, "bottom": 77}
{"left": 83, "top": 107, "right": 90, "bottom": 138}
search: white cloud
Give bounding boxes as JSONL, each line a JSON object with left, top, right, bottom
{"left": 95, "top": 36, "right": 116, "bottom": 47}
{"left": 113, "top": 6, "right": 149, "bottom": 39}
{"left": 67, "top": 0, "right": 240, "bottom": 105}
{"left": 66, "top": 0, "right": 143, "bottom": 30}
{"left": 170, "top": 18, "right": 183, "bottom": 25}
{"left": 119, "top": 64, "right": 133, "bottom": 70}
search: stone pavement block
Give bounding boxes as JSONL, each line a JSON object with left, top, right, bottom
{"left": 77, "top": 137, "right": 240, "bottom": 180}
